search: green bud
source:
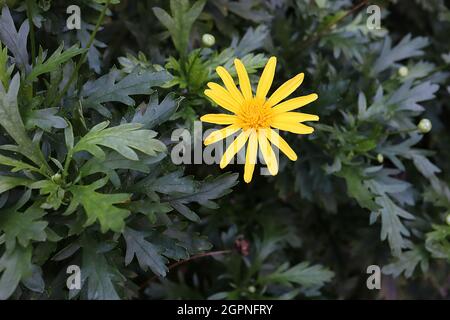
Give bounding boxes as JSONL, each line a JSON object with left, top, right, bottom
{"left": 417, "top": 118, "right": 432, "bottom": 133}
{"left": 248, "top": 286, "right": 256, "bottom": 293}
{"left": 398, "top": 66, "right": 409, "bottom": 77}
{"left": 51, "top": 173, "right": 62, "bottom": 184}
{"left": 446, "top": 214, "right": 450, "bottom": 226}
{"left": 202, "top": 33, "right": 215, "bottom": 47}
{"left": 377, "top": 153, "right": 384, "bottom": 164}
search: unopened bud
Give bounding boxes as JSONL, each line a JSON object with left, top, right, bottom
{"left": 417, "top": 118, "right": 432, "bottom": 133}
{"left": 51, "top": 173, "right": 62, "bottom": 184}
{"left": 202, "top": 33, "right": 215, "bottom": 47}
{"left": 377, "top": 153, "right": 384, "bottom": 164}
{"left": 398, "top": 66, "right": 409, "bottom": 77}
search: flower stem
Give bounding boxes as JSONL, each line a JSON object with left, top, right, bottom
{"left": 26, "top": 0, "right": 36, "bottom": 67}
{"left": 298, "top": 0, "right": 369, "bottom": 51}
{"left": 139, "top": 250, "right": 232, "bottom": 289}
{"left": 50, "top": 0, "right": 111, "bottom": 108}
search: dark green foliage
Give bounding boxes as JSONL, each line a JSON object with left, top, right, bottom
{"left": 0, "top": 0, "right": 449, "bottom": 300}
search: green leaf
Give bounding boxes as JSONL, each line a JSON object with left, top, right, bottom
{"left": 123, "top": 227, "right": 168, "bottom": 276}
{"left": 152, "top": 0, "right": 206, "bottom": 56}
{"left": 80, "top": 237, "right": 121, "bottom": 300}
{"left": 234, "top": 25, "right": 269, "bottom": 56}
{"left": 0, "top": 245, "right": 33, "bottom": 300}
{"left": 128, "top": 200, "right": 173, "bottom": 223}
{"left": 79, "top": 151, "right": 155, "bottom": 176}
{"left": 373, "top": 34, "right": 428, "bottom": 74}
{"left": 167, "top": 173, "right": 238, "bottom": 221}
{"left": 0, "top": 73, "right": 46, "bottom": 167}
{"left": 0, "top": 7, "right": 29, "bottom": 71}
{"left": 132, "top": 93, "right": 183, "bottom": 129}
{"left": 0, "top": 153, "right": 40, "bottom": 173}
{"left": 30, "top": 179, "right": 65, "bottom": 210}
{"left": 264, "top": 261, "right": 334, "bottom": 289}
{"left": 425, "top": 225, "right": 450, "bottom": 259}
{"left": 365, "top": 168, "right": 415, "bottom": 256}
{"left": 73, "top": 121, "right": 166, "bottom": 161}
{"left": 0, "top": 42, "right": 13, "bottom": 89}
{"left": 67, "top": 178, "right": 131, "bottom": 233}
{"left": 22, "top": 265, "right": 45, "bottom": 293}
{"left": 374, "top": 196, "right": 415, "bottom": 255}
{"left": 0, "top": 176, "right": 34, "bottom": 193}
{"left": 134, "top": 170, "right": 195, "bottom": 195}
{"left": 383, "top": 246, "right": 429, "bottom": 278}
{"left": 0, "top": 191, "right": 47, "bottom": 250}
{"left": 25, "top": 108, "right": 67, "bottom": 131}
{"left": 81, "top": 69, "right": 172, "bottom": 117}
{"left": 337, "top": 166, "right": 378, "bottom": 211}
{"left": 26, "top": 44, "right": 85, "bottom": 82}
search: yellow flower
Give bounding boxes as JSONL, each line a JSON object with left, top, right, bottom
{"left": 200, "top": 57, "right": 319, "bottom": 183}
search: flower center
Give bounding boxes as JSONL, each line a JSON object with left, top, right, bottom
{"left": 236, "top": 97, "right": 273, "bottom": 130}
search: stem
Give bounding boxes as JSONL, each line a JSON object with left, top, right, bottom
{"left": 386, "top": 128, "right": 418, "bottom": 136}
{"left": 139, "top": 250, "right": 232, "bottom": 289}
{"left": 51, "top": 0, "right": 111, "bottom": 107}
{"left": 26, "top": 0, "right": 36, "bottom": 67}
{"left": 298, "top": 0, "right": 369, "bottom": 51}
{"left": 62, "top": 149, "right": 73, "bottom": 179}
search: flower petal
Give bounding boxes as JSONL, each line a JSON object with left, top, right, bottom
{"left": 234, "top": 59, "right": 253, "bottom": 100}
{"left": 272, "top": 112, "right": 319, "bottom": 123}
{"left": 200, "top": 114, "right": 237, "bottom": 125}
{"left": 266, "top": 73, "right": 304, "bottom": 107}
{"left": 256, "top": 56, "right": 276, "bottom": 100}
{"left": 204, "top": 124, "right": 241, "bottom": 145}
{"left": 216, "top": 66, "right": 244, "bottom": 103}
{"left": 257, "top": 129, "right": 278, "bottom": 176}
{"left": 271, "top": 94, "right": 318, "bottom": 114}
{"left": 244, "top": 130, "right": 258, "bottom": 183}
{"left": 271, "top": 121, "right": 314, "bottom": 134}
{"left": 266, "top": 129, "right": 297, "bottom": 161}
{"left": 205, "top": 88, "right": 238, "bottom": 113}
{"left": 220, "top": 130, "right": 250, "bottom": 169}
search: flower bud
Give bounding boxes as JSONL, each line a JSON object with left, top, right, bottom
{"left": 446, "top": 214, "right": 450, "bottom": 226}
{"left": 398, "top": 66, "right": 409, "bottom": 77}
{"left": 417, "top": 118, "right": 432, "bottom": 133}
{"left": 377, "top": 153, "right": 384, "bottom": 164}
{"left": 248, "top": 286, "right": 256, "bottom": 293}
{"left": 51, "top": 173, "right": 62, "bottom": 184}
{"left": 202, "top": 33, "right": 215, "bottom": 47}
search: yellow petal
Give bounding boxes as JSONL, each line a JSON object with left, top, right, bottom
{"left": 266, "top": 129, "right": 297, "bottom": 161}
{"left": 220, "top": 130, "right": 250, "bottom": 169}
{"left": 216, "top": 66, "right": 244, "bottom": 103}
{"left": 200, "top": 114, "right": 237, "bottom": 125}
{"left": 234, "top": 59, "right": 252, "bottom": 100}
{"left": 204, "top": 125, "right": 241, "bottom": 145}
{"left": 272, "top": 112, "right": 319, "bottom": 123}
{"left": 256, "top": 56, "right": 276, "bottom": 100}
{"left": 266, "top": 73, "right": 304, "bottom": 107}
{"left": 244, "top": 130, "right": 258, "bottom": 183}
{"left": 271, "top": 94, "right": 318, "bottom": 114}
{"left": 204, "top": 88, "right": 238, "bottom": 113}
{"left": 271, "top": 121, "right": 314, "bottom": 134}
{"left": 257, "top": 129, "right": 278, "bottom": 176}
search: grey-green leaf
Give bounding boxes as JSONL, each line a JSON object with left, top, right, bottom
{"left": 123, "top": 228, "right": 168, "bottom": 277}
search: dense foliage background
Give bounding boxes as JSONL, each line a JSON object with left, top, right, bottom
{"left": 0, "top": 0, "right": 449, "bottom": 300}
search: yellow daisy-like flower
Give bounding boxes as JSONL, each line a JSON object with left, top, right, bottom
{"left": 200, "top": 57, "right": 319, "bottom": 183}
